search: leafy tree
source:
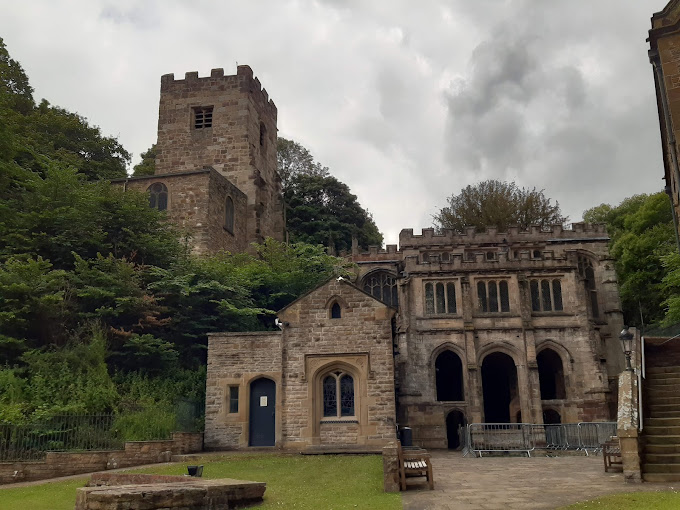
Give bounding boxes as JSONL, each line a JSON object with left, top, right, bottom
{"left": 285, "top": 174, "right": 383, "bottom": 252}
{"left": 583, "top": 192, "right": 675, "bottom": 327}
{"left": 0, "top": 37, "right": 34, "bottom": 115}
{"left": 277, "top": 137, "right": 329, "bottom": 188}
{"left": 434, "top": 180, "right": 568, "bottom": 232}
{"left": 661, "top": 252, "right": 680, "bottom": 326}
{"left": 133, "top": 144, "right": 157, "bottom": 176}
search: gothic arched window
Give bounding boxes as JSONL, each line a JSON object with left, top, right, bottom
{"left": 362, "top": 272, "right": 398, "bottom": 307}
{"left": 322, "top": 371, "right": 354, "bottom": 417}
{"left": 147, "top": 182, "right": 168, "bottom": 211}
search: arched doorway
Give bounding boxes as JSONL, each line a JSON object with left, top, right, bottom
{"left": 537, "top": 349, "right": 566, "bottom": 400}
{"left": 435, "top": 351, "right": 464, "bottom": 401}
{"left": 481, "top": 352, "right": 518, "bottom": 423}
{"left": 249, "top": 378, "right": 276, "bottom": 446}
{"left": 543, "top": 409, "right": 561, "bottom": 424}
{"left": 446, "top": 410, "right": 466, "bottom": 449}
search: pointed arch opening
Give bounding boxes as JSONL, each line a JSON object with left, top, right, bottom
{"left": 481, "top": 352, "right": 518, "bottom": 423}
{"left": 435, "top": 350, "right": 464, "bottom": 401}
{"left": 537, "top": 348, "right": 566, "bottom": 400}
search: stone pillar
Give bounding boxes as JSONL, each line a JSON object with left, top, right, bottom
{"left": 617, "top": 370, "right": 641, "bottom": 483}
{"left": 382, "top": 442, "right": 400, "bottom": 492}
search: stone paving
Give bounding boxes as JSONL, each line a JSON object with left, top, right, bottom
{"left": 402, "top": 451, "right": 677, "bottom": 509}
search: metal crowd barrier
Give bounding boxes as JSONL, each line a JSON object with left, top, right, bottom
{"left": 467, "top": 422, "right": 617, "bottom": 457}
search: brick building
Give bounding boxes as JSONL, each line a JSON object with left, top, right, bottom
{"left": 124, "top": 66, "right": 624, "bottom": 450}
{"left": 112, "top": 65, "right": 284, "bottom": 254}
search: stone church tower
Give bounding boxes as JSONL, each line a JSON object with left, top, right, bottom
{"left": 113, "top": 65, "right": 285, "bottom": 254}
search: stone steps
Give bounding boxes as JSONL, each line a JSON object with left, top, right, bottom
{"left": 643, "top": 364, "right": 680, "bottom": 479}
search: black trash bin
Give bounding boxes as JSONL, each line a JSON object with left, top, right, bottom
{"left": 400, "top": 427, "right": 412, "bottom": 447}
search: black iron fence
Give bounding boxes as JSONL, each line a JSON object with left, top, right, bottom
{"left": 0, "top": 401, "right": 204, "bottom": 462}
{"left": 0, "top": 414, "right": 123, "bottom": 461}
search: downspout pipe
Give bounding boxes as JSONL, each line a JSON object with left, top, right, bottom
{"left": 650, "top": 48, "right": 680, "bottom": 252}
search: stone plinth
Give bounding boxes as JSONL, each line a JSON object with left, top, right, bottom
{"left": 382, "top": 442, "right": 400, "bottom": 492}
{"left": 75, "top": 478, "right": 266, "bottom": 510}
{"left": 617, "top": 370, "right": 641, "bottom": 483}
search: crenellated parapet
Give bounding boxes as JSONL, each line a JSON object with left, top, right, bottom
{"left": 399, "top": 223, "right": 608, "bottom": 248}
{"left": 160, "top": 65, "right": 277, "bottom": 119}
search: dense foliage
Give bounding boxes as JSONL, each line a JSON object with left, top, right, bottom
{"left": 0, "top": 38, "right": 352, "bottom": 427}
{"left": 583, "top": 192, "right": 677, "bottom": 328}
{"left": 278, "top": 137, "right": 383, "bottom": 252}
{"left": 434, "top": 180, "right": 568, "bottom": 232}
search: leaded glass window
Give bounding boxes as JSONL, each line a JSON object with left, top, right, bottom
{"left": 552, "top": 280, "right": 563, "bottom": 311}
{"left": 425, "top": 283, "right": 435, "bottom": 314}
{"left": 323, "top": 376, "right": 336, "bottom": 417}
{"left": 477, "top": 281, "right": 487, "bottom": 312}
{"left": 488, "top": 281, "right": 498, "bottom": 312}
{"left": 321, "top": 371, "right": 355, "bottom": 418}
{"left": 362, "top": 272, "right": 398, "bottom": 307}
{"left": 446, "top": 283, "right": 456, "bottom": 314}
{"left": 340, "top": 375, "right": 354, "bottom": 416}
{"left": 148, "top": 182, "right": 168, "bottom": 211}
{"left": 435, "top": 283, "right": 446, "bottom": 314}
{"left": 499, "top": 281, "right": 510, "bottom": 312}
{"left": 530, "top": 279, "right": 564, "bottom": 313}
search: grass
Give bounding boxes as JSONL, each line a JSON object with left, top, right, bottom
{"left": 0, "top": 453, "right": 401, "bottom": 510}
{"left": 562, "top": 490, "right": 680, "bottom": 509}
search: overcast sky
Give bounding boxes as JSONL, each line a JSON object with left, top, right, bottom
{"left": 0, "top": 1, "right": 668, "bottom": 245}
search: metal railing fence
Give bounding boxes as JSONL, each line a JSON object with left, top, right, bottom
{"left": 0, "top": 414, "right": 123, "bottom": 462}
{"left": 466, "top": 422, "right": 617, "bottom": 457}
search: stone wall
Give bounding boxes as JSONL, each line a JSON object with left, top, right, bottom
{"left": 204, "top": 331, "right": 283, "bottom": 450}
{"left": 204, "top": 279, "right": 398, "bottom": 450}
{"left": 352, "top": 225, "right": 623, "bottom": 449}
{"left": 0, "top": 432, "right": 202, "bottom": 485}
{"left": 155, "top": 65, "right": 284, "bottom": 246}
{"left": 112, "top": 169, "right": 247, "bottom": 255}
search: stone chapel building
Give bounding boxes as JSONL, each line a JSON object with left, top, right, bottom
{"left": 120, "top": 66, "right": 625, "bottom": 451}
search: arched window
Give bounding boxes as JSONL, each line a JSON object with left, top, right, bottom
{"left": 530, "top": 279, "right": 564, "bottom": 312}
{"left": 425, "top": 281, "right": 457, "bottom": 315}
{"left": 362, "top": 272, "right": 398, "bottom": 307}
{"left": 322, "top": 371, "right": 354, "bottom": 417}
{"left": 147, "top": 182, "right": 168, "bottom": 211}
{"left": 578, "top": 256, "right": 599, "bottom": 318}
{"left": 330, "top": 302, "right": 341, "bottom": 319}
{"left": 477, "top": 280, "right": 510, "bottom": 313}
{"left": 225, "top": 196, "right": 234, "bottom": 233}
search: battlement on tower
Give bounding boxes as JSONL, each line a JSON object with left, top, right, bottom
{"left": 160, "top": 65, "right": 277, "bottom": 119}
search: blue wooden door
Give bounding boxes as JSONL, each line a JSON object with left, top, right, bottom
{"left": 249, "top": 378, "right": 276, "bottom": 446}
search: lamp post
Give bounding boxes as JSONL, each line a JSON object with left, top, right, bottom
{"left": 619, "top": 326, "right": 634, "bottom": 371}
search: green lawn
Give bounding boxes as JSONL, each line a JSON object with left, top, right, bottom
{"left": 0, "top": 454, "right": 401, "bottom": 510}
{"left": 562, "top": 491, "right": 680, "bottom": 509}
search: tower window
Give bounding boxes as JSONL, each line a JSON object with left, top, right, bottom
{"left": 225, "top": 196, "right": 234, "bottom": 233}
{"left": 259, "top": 121, "right": 266, "bottom": 146}
{"left": 193, "top": 106, "right": 213, "bottom": 129}
{"left": 147, "top": 182, "right": 168, "bottom": 211}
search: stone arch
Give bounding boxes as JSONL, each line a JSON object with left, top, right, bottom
{"left": 147, "top": 182, "right": 169, "bottom": 211}
{"left": 477, "top": 342, "right": 521, "bottom": 367}
{"left": 542, "top": 408, "right": 562, "bottom": 424}
{"left": 445, "top": 408, "right": 467, "bottom": 450}
{"left": 324, "top": 295, "right": 348, "bottom": 319}
{"left": 434, "top": 350, "right": 464, "bottom": 402}
{"left": 536, "top": 348, "right": 566, "bottom": 400}
{"left": 310, "top": 360, "right": 365, "bottom": 442}
{"left": 480, "top": 350, "right": 520, "bottom": 423}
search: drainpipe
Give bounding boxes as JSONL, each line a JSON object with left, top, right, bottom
{"left": 650, "top": 49, "right": 680, "bottom": 252}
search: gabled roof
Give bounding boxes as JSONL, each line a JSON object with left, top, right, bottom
{"left": 276, "top": 275, "right": 397, "bottom": 315}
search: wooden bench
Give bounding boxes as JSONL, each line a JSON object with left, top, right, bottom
{"left": 603, "top": 437, "right": 622, "bottom": 472}
{"left": 397, "top": 443, "right": 434, "bottom": 490}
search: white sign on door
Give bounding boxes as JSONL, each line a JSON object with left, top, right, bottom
{"left": 260, "top": 396, "right": 268, "bottom": 407}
